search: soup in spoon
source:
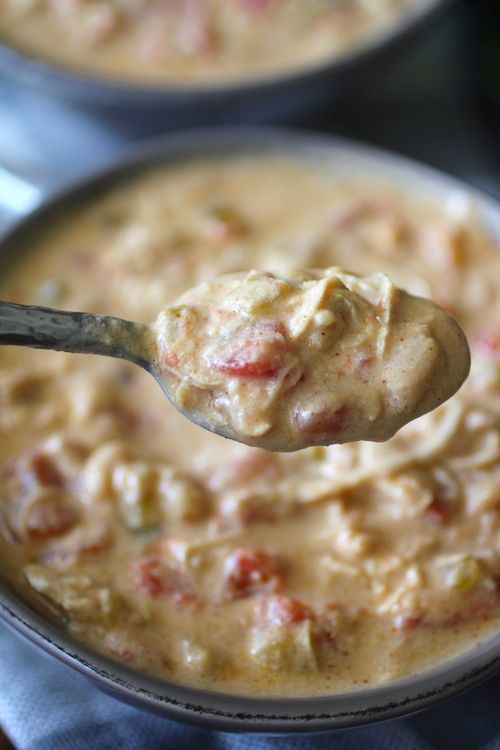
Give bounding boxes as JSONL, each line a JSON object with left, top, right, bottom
{"left": 153, "top": 267, "right": 470, "bottom": 451}
{"left": 0, "top": 267, "right": 469, "bottom": 452}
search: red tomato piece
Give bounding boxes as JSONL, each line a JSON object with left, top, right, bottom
{"left": 133, "top": 556, "right": 201, "bottom": 607}
{"left": 26, "top": 497, "right": 77, "bottom": 540}
{"left": 424, "top": 495, "right": 452, "bottom": 524}
{"left": 256, "top": 594, "right": 314, "bottom": 627}
{"left": 133, "top": 556, "right": 170, "bottom": 597}
{"left": 27, "top": 453, "right": 65, "bottom": 489}
{"left": 224, "top": 547, "right": 282, "bottom": 597}
{"left": 164, "top": 352, "right": 180, "bottom": 368}
{"left": 211, "top": 323, "right": 292, "bottom": 378}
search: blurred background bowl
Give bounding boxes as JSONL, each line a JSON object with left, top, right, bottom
{"left": 0, "top": 0, "right": 453, "bottom": 127}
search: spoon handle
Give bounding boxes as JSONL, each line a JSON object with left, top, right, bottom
{"left": 0, "top": 300, "right": 151, "bottom": 368}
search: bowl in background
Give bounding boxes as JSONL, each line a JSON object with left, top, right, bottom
{"left": 0, "top": 0, "right": 453, "bottom": 126}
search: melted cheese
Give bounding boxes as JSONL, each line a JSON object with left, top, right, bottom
{"left": 153, "top": 268, "right": 469, "bottom": 450}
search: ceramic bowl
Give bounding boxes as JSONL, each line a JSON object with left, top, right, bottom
{"left": 1, "top": 127, "right": 499, "bottom": 733}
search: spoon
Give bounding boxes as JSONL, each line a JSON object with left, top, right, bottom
{"left": 0, "top": 267, "right": 470, "bottom": 452}
{"left": 0, "top": 298, "right": 223, "bottom": 438}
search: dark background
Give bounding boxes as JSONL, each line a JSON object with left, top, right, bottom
{"left": 0, "top": 0, "right": 498, "bottom": 198}
{"left": 305, "top": 0, "right": 500, "bottom": 197}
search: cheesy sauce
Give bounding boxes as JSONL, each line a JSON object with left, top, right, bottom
{"left": 1, "top": 156, "right": 500, "bottom": 697}
{"left": 153, "top": 268, "right": 469, "bottom": 451}
{"left": 0, "top": 0, "right": 426, "bottom": 85}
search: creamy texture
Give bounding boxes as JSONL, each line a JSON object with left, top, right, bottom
{"left": 1, "top": 157, "right": 500, "bottom": 698}
{"left": 1, "top": 0, "right": 425, "bottom": 84}
{"left": 154, "top": 268, "right": 469, "bottom": 451}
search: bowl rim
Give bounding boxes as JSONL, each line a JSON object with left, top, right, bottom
{"left": 0, "top": 0, "right": 453, "bottom": 104}
{"left": 1, "top": 125, "right": 500, "bottom": 733}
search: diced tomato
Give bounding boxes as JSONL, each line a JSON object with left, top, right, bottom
{"left": 132, "top": 555, "right": 201, "bottom": 607}
{"left": 256, "top": 594, "right": 314, "bottom": 627}
{"left": 26, "top": 497, "right": 77, "bottom": 540}
{"left": 294, "top": 404, "right": 350, "bottom": 435}
{"left": 224, "top": 547, "right": 282, "bottom": 598}
{"left": 424, "top": 495, "right": 452, "bottom": 524}
{"left": 474, "top": 332, "right": 500, "bottom": 360}
{"left": 26, "top": 453, "right": 65, "bottom": 489}
{"left": 164, "top": 352, "right": 180, "bottom": 368}
{"left": 211, "top": 323, "right": 293, "bottom": 379}
{"left": 133, "top": 556, "right": 169, "bottom": 597}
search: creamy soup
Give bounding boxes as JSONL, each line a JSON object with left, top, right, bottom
{"left": 1, "top": 157, "right": 500, "bottom": 698}
{"left": 0, "top": 0, "right": 426, "bottom": 85}
{"left": 153, "top": 268, "right": 469, "bottom": 450}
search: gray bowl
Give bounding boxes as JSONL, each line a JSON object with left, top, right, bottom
{"left": 1, "top": 127, "right": 500, "bottom": 734}
{"left": 0, "top": 0, "right": 452, "bottom": 124}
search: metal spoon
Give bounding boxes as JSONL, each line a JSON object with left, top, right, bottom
{"left": 0, "top": 299, "right": 226, "bottom": 440}
{"left": 0, "top": 278, "right": 471, "bottom": 453}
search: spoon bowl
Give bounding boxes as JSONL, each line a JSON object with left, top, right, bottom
{"left": 0, "top": 259, "right": 470, "bottom": 453}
